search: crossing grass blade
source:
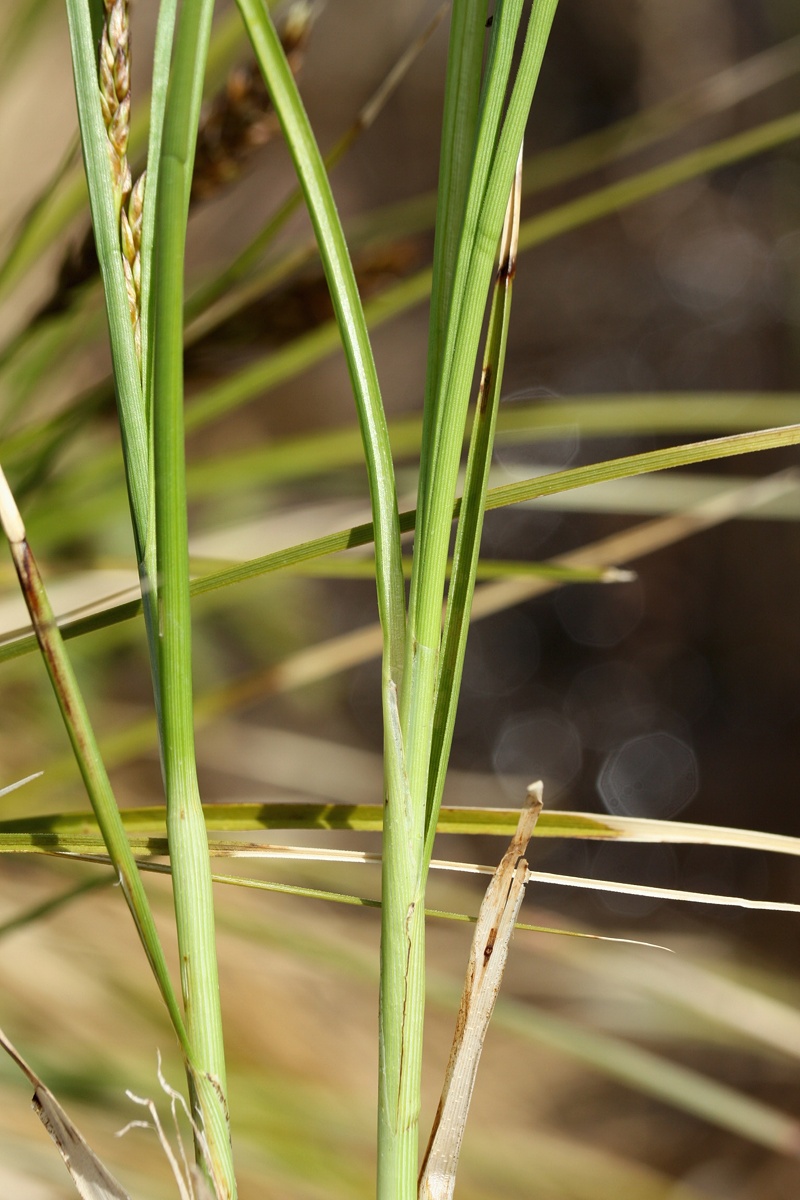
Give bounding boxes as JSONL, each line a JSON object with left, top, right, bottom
{"left": 1, "top": 469, "right": 791, "bottom": 800}
{"left": 4, "top": 803, "right": 800, "bottom": 859}
{"left": 0, "top": 865, "right": 664, "bottom": 954}
{"left": 0, "top": 466, "right": 189, "bottom": 1058}
{"left": 10, "top": 392, "right": 800, "bottom": 543}
{"left": 5, "top": 98, "right": 800, "bottom": 492}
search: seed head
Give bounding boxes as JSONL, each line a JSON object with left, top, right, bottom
{"left": 98, "top": 0, "right": 132, "bottom": 209}
{"left": 122, "top": 172, "right": 145, "bottom": 363}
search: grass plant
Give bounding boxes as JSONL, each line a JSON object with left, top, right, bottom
{"left": 2, "top": 2, "right": 800, "bottom": 1198}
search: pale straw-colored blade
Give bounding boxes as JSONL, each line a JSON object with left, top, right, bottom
{"left": 3, "top": 829, "right": 798, "bottom": 914}
{"left": 419, "top": 784, "right": 543, "bottom": 1200}
{"left": 0, "top": 1026, "right": 133, "bottom": 1200}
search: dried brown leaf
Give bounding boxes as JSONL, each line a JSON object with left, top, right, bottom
{"left": 0, "top": 1026, "right": 133, "bottom": 1200}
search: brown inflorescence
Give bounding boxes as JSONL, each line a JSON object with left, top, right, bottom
{"left": 191, "top": 2, "right": 313, "bottom": 201}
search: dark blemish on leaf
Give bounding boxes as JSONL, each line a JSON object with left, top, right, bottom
{"left": 497, "top": 256, "right": 516, "bottom": 285}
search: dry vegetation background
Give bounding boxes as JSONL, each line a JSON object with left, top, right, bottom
{"left": 1, "top": 0, "right": 800, "bottom": 1197}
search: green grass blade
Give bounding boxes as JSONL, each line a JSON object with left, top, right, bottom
{"left": 4, "top": 425, "right": 799, "bottom": 670}
{"left": 406, "top": 5, "right": 558, "bottom": 1189}
{"left": 0, "top": 557, "right": 613, "bottom": 670}
{"left": 233, "top": 0, "right": 406, "bottom": 686}
{"left": 138, "top": 0, "right": 179, "bottom": 418}
{"left": 5, "top": 803, "right": 800, "bottom": 858}
{"left": 152, "top": 0, "right": 236, "bottom": 1190}
{"left": 0, "top": 804, "right": 611, "bottom": 838}
{"left": 186, "top": 3, "right": 447, "bottom": 326}
{"left": 0, "top": 466, "right": 189, "bottom": 1056}
{"left": 424, "top": 151, "right": 521, "bottom": 868}
{"left": 482, "top": 423, "right": 800, "bottom": 511}
{"left": 230, "top": 9, "right": 410, "bottom": 1193}
{"left": 0, "top": 866, "right": 640, "bottom": 953}
{"left": 13, "top": 388, "right": 800, "bottom": 556}
{"left": 62, "top": 0, "right": 149, "bottom": 548}
{"left": 424, "top": 0, "right": 489, "bottom": 403}
{"left": 410, "top": 1, "right": 528, "bottom": 612}
{"left": 7, "top": 101, "right": 800, "bottom": 490}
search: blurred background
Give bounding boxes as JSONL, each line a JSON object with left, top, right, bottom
{"left": 2, "top": 0, "right": 800, "bottom": 1196}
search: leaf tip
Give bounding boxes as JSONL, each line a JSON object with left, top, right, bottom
{"left": 0, "top": 466, "right": 25, "bottom": 546}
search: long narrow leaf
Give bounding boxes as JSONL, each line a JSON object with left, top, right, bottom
{"left": 423, "top": 0, "right": 489, "bottom": 417}
{"left": 231, "top": 9, "right": 411, "bottom": 1194}
{"left": 14, "top": 393, "right": 800, "bottom": 540}
{"left": 425, "top": 149, "right": 522, "bottom": 866}
{"left": 139, "top": 0, "right": 179, "bottom": 414}
{"left": 186, "top": 3, "right": 448, "bottom": 328}
{"left": 235, "top": 0, "right": 405, "bottom": 683}
{"left": 62, "top": 0, "right": 149, "bottom": 547}
{"left": 152, "top": 0, "right": 236, "bottom": 1190}
{"left": 0, "top": 466, "right": 188, "bottom": 1055}
{"left": 7, "top": 101, "right": 800, "bottom": 481}
{"left": 2, "top": 464, "right": 792, "bottom": 732}
{"left": 3, "top": 803, "right": 800, "bottom": 859}
{"left": 2, "top": 833, "right": 798, "bottom": 914}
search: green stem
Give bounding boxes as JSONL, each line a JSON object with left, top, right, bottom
{"left": 425, "top": 151, "right": 521, "bottom": 866}
{"left": 231, "top": 6, "right": 412, "bottom": 1193}
{"left": 152, "top": 0, "right": 235, "bottom": 1193}
{"left": 0, "top": 470, "right": 188, "bottom": 1057}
